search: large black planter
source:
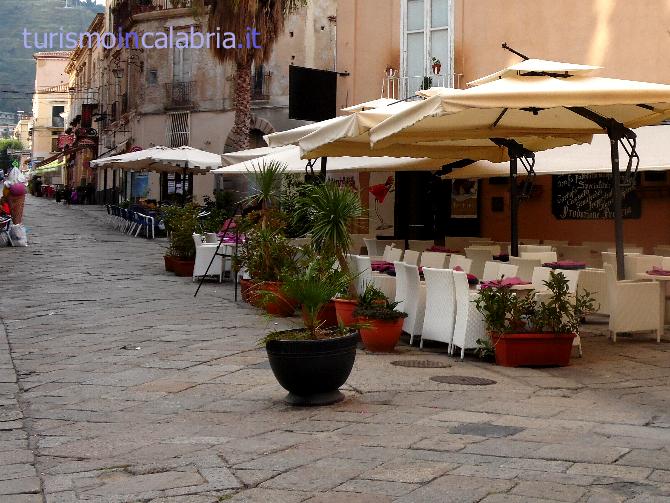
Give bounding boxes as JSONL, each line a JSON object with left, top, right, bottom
{"left": 266, "top": 331, "right": 359, "bottom": 406}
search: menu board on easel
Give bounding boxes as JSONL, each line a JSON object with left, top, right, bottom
{"left": 552, "top": 173, "right": 641, "bottom": 220}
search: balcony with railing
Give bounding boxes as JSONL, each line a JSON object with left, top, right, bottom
{"left": 381, "top": 73, "right": 461, "bottom": 101}
{"left": 165, "top": 81, "right": 194, "bottom": 109}
{"left": 251, "top": 69, "right": 272, "bottom": 101}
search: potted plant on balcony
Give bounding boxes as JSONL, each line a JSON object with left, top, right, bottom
{"left": 262, "top": 252, "right": 358, "bottom": 406}
{"left": 161, "top": 204, "right": 198, "bottom": 276}
{"left": 431, "top": 57, "right": 442, "bottom": 75}
{"left": 475, "top": 271, "right": 596, "bottom": 367}
{"left": 293, "top": 181, "right": 363, "bottom": 327}
{"left": 354, "top": 283, "right": 407, "bottom": 352}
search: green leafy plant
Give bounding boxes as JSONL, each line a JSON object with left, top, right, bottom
{"left": 532, "top": 272, "right": 597, "bottom": 334}
{"left": 353, "top": 283, "right": 407, "bottom": 321}
{"left": 244, "top": 160, "right": 286, "bottom": 229}
{"left": 237, "top": 225, "right": 296, "bottom": 281}
{"left": 161, "top": 204, "right": 200, "bottom": 259}
{"left": 475, "top": 337, "right": 495, "bottom": 361}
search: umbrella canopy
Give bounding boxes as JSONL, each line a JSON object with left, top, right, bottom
{"left": 213, "top": 145, "right": 451, "bottom": 175}
{"left": 445, "top": 125, "right": 670, "bottom": 179}
{"left": 90, "top": 146, "right": 221, "bottom": 173}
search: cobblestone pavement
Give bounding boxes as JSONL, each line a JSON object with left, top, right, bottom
{"left": 2, "top": 196, "right": 670, "bottom": 503}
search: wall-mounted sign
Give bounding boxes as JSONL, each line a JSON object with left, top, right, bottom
{"left": 552, "top": 173, "right": 641, "bottom": 220}
{"left": 451, "top": 179, "right": 478, "bottom": 219}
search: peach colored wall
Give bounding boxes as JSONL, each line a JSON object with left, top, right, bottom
{"left": 336, "top": 0, "right": 400, "bottom": 109}
{"left": 481, "top": 175, "right": 670, "bottom": 253}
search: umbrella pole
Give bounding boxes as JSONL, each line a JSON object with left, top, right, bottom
{"left": 610, "top": 136, "right": 626, "bottom": 280}
{"left": 509, "top": 157, "right": 519, "bottom": 257}
{"left": 320, "top": 157, "right": 328, "bottom": 179}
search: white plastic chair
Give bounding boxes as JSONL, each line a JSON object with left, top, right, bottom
{"left": 420, "top": 251, "right": 447, "bottom": 269}
{"left": 481, "top": 261, "right": 500, "bottom": 282}
{"left": 451, "top": 270, "right": 486, "bottom": 359}
{"left": 605, "top": 264, "right": 663, "bottom": 343}
{"left": 510, "top": 256, "right": 542, "bottom": 282}
{"left": 399, "top": 263, "right": 426, "bottom": 345}
{"left": 498, "top": 263, "right": 519, "bottom": 279}
{"left": 465, "top": 248, "right": 493, "bottom": 278}
{"left": 192, "top": 234, "right": 223, "bottom": 282}
{"left": 383, "top": 245, "right": 403, "bottom": 263}
{"left": 449, "top": 254, "right": 473, "bottom": 273}
{"left": 364, "top": 238, "right": 382, "bottom": 257}
{"left": 421, "top": 267, "right": 456, "bottom": 349}
{"left": 403, "top": 249, "right": 420, "bottom": 266}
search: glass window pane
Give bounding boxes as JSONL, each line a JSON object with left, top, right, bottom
{"left": 407, "top": 32, "right": 425, "bottom": 77}
{"left": 407, "top": 0, "right": 424, "bottom": 31}
{"left": 430, "top": 29, "right": 449, "bottom": 74}
{"left": 432, "top": 0, "right": 449, "bottom": 27}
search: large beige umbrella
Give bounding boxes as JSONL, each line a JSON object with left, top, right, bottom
{"left": 362, "top": 57, "right": 670, "bottom": 276}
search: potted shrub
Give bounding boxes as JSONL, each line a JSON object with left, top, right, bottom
{"left": 293, "top": 181, "right": 363, "bottom": 326}
{"left": 475, "top": 271, "right": 596, "bottom": 367}
{"left": 262, "top": 256, "right": 359, "bottom": 406}
{"left": 354, "top": 284, "right": 407, "bottom": 352}
{"left": 161, "top": 204, "right": 199, "bottom": 276}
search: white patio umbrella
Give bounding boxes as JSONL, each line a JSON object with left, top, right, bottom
{"left": 91, "top": 146, "right": 221, "bottom": 173}
{"left": 213, "top": 145, "right": 451, "bottom": 175}
{"left": 362, "top": 57, "right": 670, "bottom": 276}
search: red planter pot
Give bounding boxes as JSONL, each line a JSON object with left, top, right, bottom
{"left": 334, "top": 298, "right": 358, "bottom": 327}
{"left": 491, "top": 332, "right": 576, "bottom": 367}
{"left": 359, "top": 317, "right": 404, "bottom": 352}
{"left": 240, "top": 278, "right": 252, "bottom": 303}
{"left": 257, "top": 281, "right": 297, "bottom": 317}
{"left": 302, "top": 301, "right": 338, "bottom": 328}
{"left": 173, "top": 258, "right": 195, "bottom": 277}
{"left": 164, "top": 255, "right": 176, "bottom": 272}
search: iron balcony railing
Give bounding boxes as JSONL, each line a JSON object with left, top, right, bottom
{"left": 251, "top": 70, "right": 272, "bottom": 101}
{"left": 165, "top": 81, "right": 194, "bottom": 109}
{"left": 381, "top": 74, "right": 461, "bottom": 101}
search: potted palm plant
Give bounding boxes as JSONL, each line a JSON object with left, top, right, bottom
{"left": 263, "top": 254, "right": 358, "bottom": 406}
{"left": 354, "top": 284, "right": 407, "bottom": 352}
{"left": 475, "top": 271, "right": 596, "bottom": 367}
{"left": 294, "top": 181, "right": 363, "bottom": 326}
{"left": 161, "top": 204, "right": 199, "bottom": 276}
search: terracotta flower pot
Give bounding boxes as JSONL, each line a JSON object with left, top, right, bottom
{"left": 257, "top": 281, "right": 297, "bottom": 317}
{"left": 164, "top": 255, "right": 176, "bottom": 272}
{"left": 491, "top": 332, "right": 576, "bottom": 367}
{"left": 358, "top": 317, "right": 404, "bottom": 352}
{"left": 301, "top": 301, "right": 338, "bottom": 328}
{"left": 334, "top": 298, "right": 358, "bottom": 327}
{"left": 172, "top": 258, "right": 195, "bottom": 277}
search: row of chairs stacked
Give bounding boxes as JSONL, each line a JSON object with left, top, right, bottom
{"left": 105, "top": 205, "right": 155, "bottom": 239}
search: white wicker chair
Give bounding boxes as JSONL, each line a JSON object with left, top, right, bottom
{"left": 510, "top": 256, "right": 542, "bottom": 282}
{"left": 584, "top": 241, "right": 615, "bottom": 253}
{"left": 543, "top": 240, "right": 568, "bottom": 247}
{"left": 363, "top": 238, "right": 382, "bottom": 257}
{"left": 578, "top": 268, "right": 609, "bottom": 315}
{"left": 623, "top": 254, "right": 663, "bottom": 280}
{"left": 421, "top": 267, "right": 456, "bottom": 348}
{"left": 393, "top": 261, "right": 408, "bottom": 313}
{"left": 605, "top": 264, "right": 663, "bottom": 343}
{"left": 531, "top": 266, "right": 553, "bottom": 292}
{"left": 498, "top": 263, "right": 519, "bottom": 279}
{"left": 353, "top": 255, "right": 373, "bottom": 295}
{"left": 519, "top": 238, "right": 541, "bottom": 245}
{"left": 420, "top": 251, "right": 447, "bottom": 269}
{"left": 192, "top": 234, "right": 223, "bottom": 283}
{"left": 451, "top": 270, "right": 486, "bottom": 359}
{"left": 403, "top": 249, "right": 421, "bottom": 266}
{"left": 602, "top": 251, "right": 641, "bottom": 272}
{"left": 663, "top": 257, "right": 670, "bottom": 270}
{"left": 383, "top": 245, "right": 403, "bottom": 263}
{"left": 449, "top": 254, "right": 473, "bottom": 273}
{"left": 465, "top": 248, "right": 494, "bottom": 278}
{"left": 654, "top": 245, "right": 670, "bottom": 257}
{"left": 519, "top": 244, "right": 553, "bottom": 253}
{"left": 481, "top": 261, "right": 500, "bottom": 282}
{"left": 398, "top": 263, "right": 425, "bottom": 345}
{"left": 607, "top": 246, "right": 643, "bottom": 254}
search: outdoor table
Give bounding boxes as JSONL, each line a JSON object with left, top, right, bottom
{"left": 543, "top": 261, "right": 587, "bottom": 270}
{"left": 636, "top": 272, "right": 670, "bottom": 324}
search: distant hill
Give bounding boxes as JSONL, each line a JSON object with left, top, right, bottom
{"left": 0, "top": 0, "right": 103, "bottom": 114}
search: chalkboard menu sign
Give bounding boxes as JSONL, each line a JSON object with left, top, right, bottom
{"left": 552, "top": 174, "right": 641, "bottom": 220}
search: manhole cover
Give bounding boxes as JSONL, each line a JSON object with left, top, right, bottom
{"left": 391, "top": 360, "right": 451, "bottom": 368}
{"left": 430, "top": 375, "right": 496, "bottom": 385}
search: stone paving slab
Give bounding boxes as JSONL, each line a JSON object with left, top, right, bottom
{"left": 3, "top": 197, "right": 670, "bottom": 502}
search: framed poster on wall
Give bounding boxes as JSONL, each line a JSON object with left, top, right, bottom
{"left": 451, "top": 178, "right": 478, "bottom": 218}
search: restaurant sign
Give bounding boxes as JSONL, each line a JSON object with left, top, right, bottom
{"left": 552, "top": 173, "right": 640, "bottom": 220}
